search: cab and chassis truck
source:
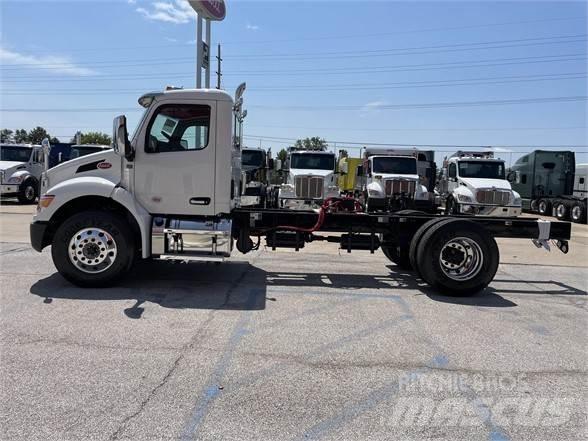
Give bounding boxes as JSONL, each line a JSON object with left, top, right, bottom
{"left": 30, "top": 88, "right": 571, "bottom": 296}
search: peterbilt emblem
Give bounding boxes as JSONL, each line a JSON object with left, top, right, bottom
{"left": 97, "top": 162, "right": 112, "bottom": 169}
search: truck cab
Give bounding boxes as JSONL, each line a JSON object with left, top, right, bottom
{"left": 278, "top": 150, "right": 339, "bottom": 209}
{"left": 240, "top": 147, "right": 271, "bottom": 207}
{"left": 359, "top": 148, "right": 434, "bottom": 212}
{"left": 438, "top": 151, "right": 521, "bottom": 217}
{"left": 31, "top": 88, "right": 242, "bottom": 286}
{"left": 0, "top": 143, "right": 45, "bottom": 204}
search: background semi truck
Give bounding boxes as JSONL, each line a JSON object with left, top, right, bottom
{"left": 29, "top": 87, "right": 571, "bottom": 296}
{"left": 358, "top": 148, "right": 436, "bottom": 213}
{"left": 240, "top": 147, "right": 274, "bottom": 207}
{"left": 277, "top": 149, "right": 339, "bottom": 209}
{"left": 437, "top": 151, "right": 522, "bottom": 217}
{"left": 337, "top": 155, "right": 363, "bottom": 196}
{"left": 509, "top": 150, "right": 587, "bottom": 223}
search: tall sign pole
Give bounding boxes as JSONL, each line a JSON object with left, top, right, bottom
{"left": 188, "top": 1, "right": 227, "bottom": 89}
{"left": 216, "top": 44, "right": 222, "bottom": 89}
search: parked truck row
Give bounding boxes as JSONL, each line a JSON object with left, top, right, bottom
{"left": 29, "top": 87, "right": 572, "bottom": 296}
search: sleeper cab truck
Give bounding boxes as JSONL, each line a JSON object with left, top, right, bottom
{"left": 508, "top": 150, "right": 587, "bottom": 223}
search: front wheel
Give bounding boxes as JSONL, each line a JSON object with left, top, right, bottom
{"left": 17, "top": 179, "right": 37, "bottom": 204}
{"left": 51, "top": 211, "right": 135, "bottom": 287}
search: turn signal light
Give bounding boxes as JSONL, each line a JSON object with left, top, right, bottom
{"left": 38, "top": 195, "right": 55, "bottom": 209}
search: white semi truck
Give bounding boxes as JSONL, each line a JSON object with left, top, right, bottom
{"left": 278, "top": 149, "right": 339, "bottom": 209}
{"left": 0, "top": 143, "right": 45, "bottom": 204}
{"left": 437, "top": 151, "right": 522, "bottom": 217}
{"left": 30, "top": 87, "right": 572, "bottom": 295}
{"left": 359, "top": 148, "right": 436, "bottom": 213}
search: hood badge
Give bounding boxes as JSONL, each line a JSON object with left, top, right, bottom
{"left": 97, "top": 162, "right": 112, "bottom": 169}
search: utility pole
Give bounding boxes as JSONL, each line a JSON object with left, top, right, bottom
{"left": 205, "top": 19, "right": 211, "bottom": 88}
{"left": 196, "top": 15, "right": 203, "bottom": 88}
{"left": 216, "top": 43, "right": 222, "bottom": 89}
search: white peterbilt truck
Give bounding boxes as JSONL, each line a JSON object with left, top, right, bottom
{"left": 359, "top": 148, "right": 436, "bottom": 213}
{"left": 277, "top": 149, "right": 339, "bottom": 209}
{"left": 1, "top": 143, "right": 45, "bottom": 204}
{"left": 437, "top": 151, "right": 522, "bottom": 217}
{"left": 30, "top": 87, "right": 572, "bottom": 295}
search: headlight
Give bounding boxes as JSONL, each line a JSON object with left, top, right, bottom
{"left": 457, "top": 194, "right": 473, "bottom": 203}
{"left": 513, "top": 196, "right": 522, "bottom": 206}
{"left": 368, "top": 189, "right": 381, "bottom": 196}
{"left": 7, "top": 176, "right": 23, "bottom": 184}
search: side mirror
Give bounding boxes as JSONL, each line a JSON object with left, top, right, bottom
{"left": 267, "top": 158, "right": 274, "bottom": 170}
{"left": 112, "top": 115, "right": 133, "bottom": 160}
{"left": 356, "top": 165, "right": 363, "bottom": 177}
{"left": 448, "top": 168, "right": 457, "bottom": 179}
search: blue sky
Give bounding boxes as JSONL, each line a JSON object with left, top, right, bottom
{"left": 1, "top": 0, "right": 587, "bottom": 164}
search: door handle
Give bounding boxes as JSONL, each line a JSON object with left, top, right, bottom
{"left": 189, "top": 197, "right": 211, "bottom": 206}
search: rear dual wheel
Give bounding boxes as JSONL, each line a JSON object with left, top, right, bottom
{"left": 415, "top": 220, "right": 499, "bottom": 296}
{"left": 571, "top": 202, "right": 586, "bottom": 224}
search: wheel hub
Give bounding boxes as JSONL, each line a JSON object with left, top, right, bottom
{"left": 572, "top": 206, "right": 581, "bottom": 220}
{"left": 439, "top": 237, "right": 484, "bottom": 281}
{"left": 68, "top": 228, "right": 117, "bottom": 274}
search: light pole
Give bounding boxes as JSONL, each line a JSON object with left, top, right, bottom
{"left": 188, "top": 1, "right": 227, "bottom": 89}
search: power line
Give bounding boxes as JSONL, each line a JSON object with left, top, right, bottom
{"left": 246, "top": 125, "right": 587, "bottom": 133}
{"left": 242, "top": 135, "right": 588, "bottom": 149}
{"left": 3, "top": 96, "right": 586, "bottom": 113}
{"left": 8, "top": 16, "right": 585, "bottom": 54}
{"left": 2, "top": 53, "right": 585, "bottom": 83}
{"left": 3, "top": 73, "right": 585, "bottom": 96}
{"left": 2, "top": 34, "right": 585, "bottom": 71}
{"left": 248, "top": 96, "right": 588, "bottom": 111}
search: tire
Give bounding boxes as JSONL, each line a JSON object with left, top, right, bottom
{"left": 416, "top": 219, "right": 499, "bottom": 296}
{"left": 555, "top": 201, "right": 570, "bottom": 220}
{"left": 409, "top": 218, "right": 453, "bottom": 279}
{"left": 530, "top": 199, "right": 538, "bottom": 212}
{"left": 570, "top": 201, "right": 587, "bottom": 224}
{"left": 537, "top": 199, "right": 551, "bottom": 215}
{"left": 51, "top": 210, "right": 136, "bottom": 287}
{"left": 381, "top": 210, "right": 425, "bottom": 270}
{"left": 17, "top": 178, "right": 37, "bottom": 204}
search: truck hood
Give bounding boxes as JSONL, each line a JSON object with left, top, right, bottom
{"left": 0, "top": 160, "right": 26, "bottom": 171}
{"left": 459, "top": 177, "right": 512, "bottom": 191}
{"left": 377, "top": 173, "right": 419, "bottom": 181}
{"left": 289, "top": 168, "right": 334, "bottom": 178}
{"left": 44, "top": 150, "right": 122, "bottom": 192}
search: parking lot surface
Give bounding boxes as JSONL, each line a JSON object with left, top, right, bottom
{"left": 1, "top": 201, "right": 587, "bottom": 440}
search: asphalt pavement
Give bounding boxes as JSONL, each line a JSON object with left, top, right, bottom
{"left": 0, "top": 201, "right": 586, "bottom": 440}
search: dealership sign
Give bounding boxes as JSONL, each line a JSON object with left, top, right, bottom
{"left": 188, "top": 0, "right": 226, "bottom": 21}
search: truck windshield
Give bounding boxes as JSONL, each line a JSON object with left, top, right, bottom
{"left": 242, "top": 150, "right": 264, "bottom": 167}
{"left": 372, "top": 156, "right": 417, "bottom": 174}
{"left": 0, "top": 146, "right": 31, "bottom": 162}
{"left": 458, "top": 161, "right": 505, "bottom": 179}
{"left": 291, "top": 153, "right": 335, "bottom": 170}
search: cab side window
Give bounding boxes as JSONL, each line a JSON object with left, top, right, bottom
{"left": 146, "top": 104, "right": 210, "bottom": 153}
{"left": 33, "top": 149, "right": 44, "bottom": 163}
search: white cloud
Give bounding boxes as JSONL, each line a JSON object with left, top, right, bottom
{"left": 489, "top": 146, "right": 513, "bottom": 153}
{"left": 0, "top": 47, "right": 96, "bottom": 76}
{"left": 127, "top": 0, "right": 137, "bottom": 4}
{"left": 246, "top": 23, "right": 260, "bottom": 31}
{"left": 165, "top": 37, "right": 179, "bottom": 42}
{"left": 136, "top": 0, "right": 196, "bottom": 24}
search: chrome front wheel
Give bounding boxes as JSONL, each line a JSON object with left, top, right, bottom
{"left": 68, "top": 227, "right": 118, "bottom": 274}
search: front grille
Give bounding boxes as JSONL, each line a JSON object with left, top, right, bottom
{"left": 476, "top": 190, "right": 510, "bottom": 205}
{"left": 385, "top": 179, "right": 416, "bottom": 196}
{"left": 295, "top": 176, "right": 324, "bottom": 199}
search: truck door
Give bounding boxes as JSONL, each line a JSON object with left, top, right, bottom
{"left": 133, "top": 101, "right": 217, "bottom": 216}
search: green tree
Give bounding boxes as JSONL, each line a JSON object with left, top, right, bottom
{"left": 14, "top": 129, "right": 29, "bottom": 143}
{"left": 74, "top": 131, "right": 111, "bottom": 145}
{"left": 28, "top": 126, "right": 51, "bottom": 144}
{"left": 292, "top": 137, "right": 328, "bottom": 151}
{"left": 276, "top": 148, "right": 288, "bottom": 162}
{"left": 0, "top": 129, "right": 14, "bottom": 142}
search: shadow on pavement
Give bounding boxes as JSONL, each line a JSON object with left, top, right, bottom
{"left": 30, "top": 260, "right": 268, "bottom": 316}
{"left": 30, "top": 260, "right": 585, "bottom": 315}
